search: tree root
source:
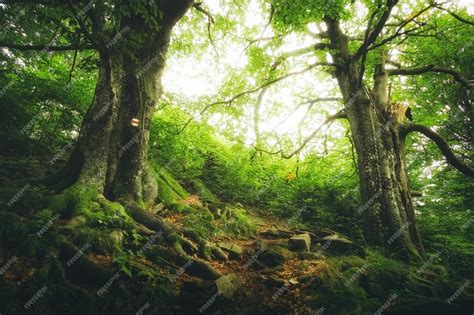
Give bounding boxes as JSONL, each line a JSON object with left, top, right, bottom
{"left": 183, "top": 229, "right": 228, "bottom": 261}
{"left": 125, "top": 200, "right": 223, "bottom": 279}
{"left": 58, "top": 238, "right": 115, "bottom": 286}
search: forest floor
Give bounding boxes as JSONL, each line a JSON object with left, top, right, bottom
{"left": 1, "top": 155, "right": 474, "bottom": 315}
{"left": 169, "top": 211, "right": 327, "bottom": 314}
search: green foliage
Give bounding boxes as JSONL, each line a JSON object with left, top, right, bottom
{"left": 272, "top": 0, "right": 350, "bottom": 31}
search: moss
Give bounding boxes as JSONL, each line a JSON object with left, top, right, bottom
{"left": 186, "top": 178, "right": 221, "bottom": 206}
{"left": 182, "top": 208, "right": 217, "bottom": 238}
{"left": 219, "top": 205, "right": 257, "bottom": 236}
{"left": 47, "top": 184, "right": 134, "bottom": 231}
{"left": 149, "top": 164, "right": 189, "bottom": 207}
{"left": 47, "top": 185, "right": 99, "bottom": 218}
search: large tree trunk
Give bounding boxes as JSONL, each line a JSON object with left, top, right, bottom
{"left": 55, "top": 1, "right": 193, "bottom": 206}
{"left": 336, "top": 62, "right": 423, "bottom": 259}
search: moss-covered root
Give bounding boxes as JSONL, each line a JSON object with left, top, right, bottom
{"left": 166, "top": 233, "right": 223, "bottom": 280}
{"left": 47, "top": 185, "right": 133, "bottom": 226}
{"left": 126, "top": 201, "right": 173, "bottom": 234}
{"left": 58, "top": 238, "right": 115, "bottom": 286}
{"left": 183, "top": 229, "right": 228, "bottom": 261}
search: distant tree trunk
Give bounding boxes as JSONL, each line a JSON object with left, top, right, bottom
{"left": 57, "top": 1, "right": 193, "bottom": 206}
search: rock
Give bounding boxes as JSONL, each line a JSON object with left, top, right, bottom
{"left": 110, "top": 229, "right": 124, "bottom": 246}
{"left": 219, "top": 242, "right": 243, "bottom": 258}
{"left": 322, "top": 234, "right": 352, "bottom": 243}
{"left": 259, "top": 245, "right": 294, "bottom": 267}
{"left": 261, "top": 226, "right": 294, "bottom": 238}
{"left": 288, "top": 278, "right": 299, "bottom": 285}
{"left": 260, "top": 275, "right": 285, "bottom": 288}
{"left": 215, "top": 273, "right": 242, "bottom": 299}
{"left": 320, "top": 234, "right": 364, "bottom": 256}
{"left": 289, "top": 233, "right": 311, "bottom": 252}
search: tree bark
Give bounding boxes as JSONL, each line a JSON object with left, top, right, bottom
{"left": 55, "top": 0, "right": 194, "bottom": 205}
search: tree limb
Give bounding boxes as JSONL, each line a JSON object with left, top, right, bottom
{"left": 434, "top": 5, "right": 474, "bottom": 26}
{"left": 400, "top": 124, "right": 474, "bottom": 177}
{"left": 387, "top": 64, "right": 472, "bottom": 88}
{"left": 353, "top": 0, "right": 399, "bottom": 60}
{"left": 370, "top": 2, "right": 436, "bottom": 51}
{"left": 0, "top": 41, "right": 95, "bottom": 51}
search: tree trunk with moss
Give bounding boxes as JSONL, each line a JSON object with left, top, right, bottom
{"left": 56, "top": 1, "right": 193, "bottom": 206}
{"left": 335, "top": 67, "right": 422, "bottom": 259}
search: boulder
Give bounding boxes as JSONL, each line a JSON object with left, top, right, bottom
{"left": 261, "top": 226, "right": 293, "bottom": 238}
{"left": 215, "top": 273, "right": 242, "bottom": 299}
{"left": 288, "top": 233, "right": 311, "bottom": 252}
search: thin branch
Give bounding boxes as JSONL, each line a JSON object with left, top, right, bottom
{"left": 400, "top": 124, "right": 474, "bottom": 177}
{"left": 176, "top": 62, "right": 336, "bottom": 134}
{"left": 0, "top": 41, "right": 94, "bottom": 51}
{"left": 193, "top": 2, "right": 218, "bottom": 55}
{"left": 281, "top": 110, "right": 347, "bottom": 159}
{"left": 372, "top": 2, "right": 436, "bottom": 50}
{"left": 193, "top": 2, "right": 215, "bottom": 23}
{"left": 68, "top": 0, "right": 104, "bottom": 52}
{"left": 67, "top": 48, "right": 78, "bottom": 84}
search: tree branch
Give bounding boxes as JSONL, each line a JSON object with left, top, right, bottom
{"left": 176, "top": 61, "right": 336, "bottom": 134}
{"left": 434, "top": 5, "right": 474, "bottom": 26}
{"left": 281, "top": 110, "right": 347, "bottom": 159}
{"left": 353, "top": 0, "right": 399, "bottom": 60}
{"left": 0, "top": 41, "right": 95, "bottom": 51}
{"left": 370, "top": 2, "right": 436, "bottom": 50}
{"left": 400, "top": 124, "right": 474, "bottom": 177}
{"left": 388, "top": 64, "right": 471, "bottom": 88}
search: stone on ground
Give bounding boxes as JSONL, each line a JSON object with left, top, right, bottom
{"left": 215, "top": 273, "right": 242, "bottom": 299}
{"left": 219, "top": 242, "right": 243, "bottom": 258}
{"left": 288, "top": 233, "right": 311, "bottom": 252}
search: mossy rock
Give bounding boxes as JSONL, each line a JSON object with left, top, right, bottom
{"left": 259, "top": 245, "right": 294, "bottom": 267}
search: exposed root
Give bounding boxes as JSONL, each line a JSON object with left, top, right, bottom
{"left": 58, "top": 238, "right": 115, "bottom": 286}
{"left": 124, "top": 200, "right": 223, "bottom": 279}
{"left": 183, "top": 229, "right": 228, "bottom": 261}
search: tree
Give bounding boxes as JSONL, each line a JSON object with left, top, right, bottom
{"left": 190, "top": 0, "right": 473, "bottom": 259}
{"left": 266, "top": 0, "right": 474, "bottom": 258}
{"left": 1, "top": 0, "right": 225, "bottom": 277}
